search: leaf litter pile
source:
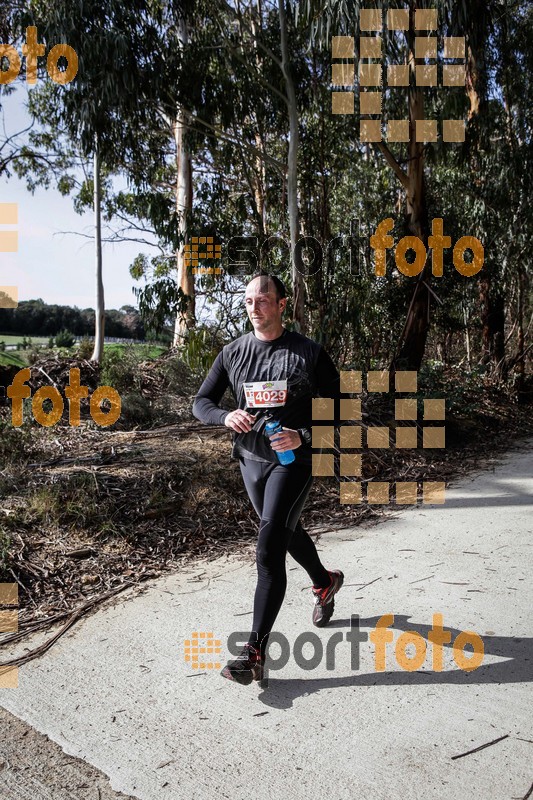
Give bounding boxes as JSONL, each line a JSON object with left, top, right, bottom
{"left": 0, "top": 350, "right": 531, "bottom": 665}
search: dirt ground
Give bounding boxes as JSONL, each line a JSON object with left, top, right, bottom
{"left": 0, "top": 706, "right": 134, "bottom": 800}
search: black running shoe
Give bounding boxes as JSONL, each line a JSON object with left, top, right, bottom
{"left": 312, "top": 570, "right": 344, "bottom": 627}
{"left": 220, "top": 642, "right": 263, "bottom": 685}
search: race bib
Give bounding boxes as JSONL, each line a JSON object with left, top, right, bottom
{"left": 243, "top": 380, "right": 288, "bottom": 408}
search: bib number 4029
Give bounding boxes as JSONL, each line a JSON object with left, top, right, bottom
{"left": 243, "top": 380, "right": 288, "bottom": 408}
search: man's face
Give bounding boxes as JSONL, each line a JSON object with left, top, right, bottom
{"left": 245, "top": 277, "right": 286, "bottom": 334}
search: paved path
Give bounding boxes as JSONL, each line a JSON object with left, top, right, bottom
{"left": 1, "top": 443, "right": 532, "bottom": 800}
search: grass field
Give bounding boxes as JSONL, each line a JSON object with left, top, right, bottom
{"left": 0, "top": 335, "right": 50, "bottom": 346}
{"left": 104, "top": 343, "right": 167, "bottom": 359}
{"left": 0, "top": 351, "right": 26, "bottom": 367}
{"left": 0, "top": 342, "right": 167, "bottom": 369}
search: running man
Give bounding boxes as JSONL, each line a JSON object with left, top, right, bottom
{"left": 192, "top": 273, "right": 344, "bottom": 685}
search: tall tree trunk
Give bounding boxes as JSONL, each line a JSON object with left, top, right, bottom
{"left": 479, "top": 272, "right": 491, "bottom": 363}
{"left": 90, "top": 132, "right": 104, "bottom": 363}
{"left": 491, "top": 295, "right": 506, "bottom": 377}
{"left": 278, "top": 0, "right": 305, "bottom": 332}
{"left": 515, "top": 266, "right": 525, "bottom": 393}
{"left": 251, "top": 0, "right": 267, "bottom": 236}
{"left": 467, "top": 0, "right": 508, "bottom": 378}
{"left": 480, "top": 271, "right": 505, "bottom": 370}
{"left": 463, "top": 304, "right": 471, "bottom": 370}
{"left": 173, "top": 15, "right": 194, "bottom": 347}
{"left": 395, "top": 0, "right": 429, "bottom": 370}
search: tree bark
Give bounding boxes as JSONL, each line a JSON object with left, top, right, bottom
{"left": 251, "top": 0, "right": 267, "bottom": 236}
{"left": 278, "top": 0, "right": 305, "bottom": 332}
{"left": 463, "top": 304, "right": 471, "bottom": 370}
{"left": 90, "top": 132, "right": 105, "bottom": 363}
{"left": 173, "top": 14, "right": 195, "bottom": 347}
{"left": 394, "top": 0, "right": 429, "bottom": 370}
{"left": 514, "top": 264, "right": 525, "bottom": 392}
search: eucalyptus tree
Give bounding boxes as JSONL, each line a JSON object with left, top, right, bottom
{"left": 299, "top": 0, "right": 519, "bottom": 370}
{"left": 15, "top": 0, "right": 168, "bottom": 361}
{"left": 199, "top": 0, "right": 311, "bottom": 331}
{"left": 444, "top": 0, "right": 532, "bottom": 378}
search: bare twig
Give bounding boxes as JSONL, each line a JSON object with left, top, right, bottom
{"left": 451, "top": 734, "right": 509, "bottom": 761}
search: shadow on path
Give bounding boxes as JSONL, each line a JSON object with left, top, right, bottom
{"left": 258, "top": 614, "right": 533, "bottom": 709}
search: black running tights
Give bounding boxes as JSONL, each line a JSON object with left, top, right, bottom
{"left": 238, "top": 456, "right": 331, "bottom": 656}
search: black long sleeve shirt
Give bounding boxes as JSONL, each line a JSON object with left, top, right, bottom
{"left": 192, "top": 328, "right": 342, "bottom": 465}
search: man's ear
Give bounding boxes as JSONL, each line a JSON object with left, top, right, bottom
{"left": 279, "top": 298, "right": 287, "bottom": 314}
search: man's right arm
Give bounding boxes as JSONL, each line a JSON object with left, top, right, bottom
{"left": 192, "top": 351, "right": 257, "bottom": 433}
{"left": 192, "top": 351, "right": 231, "bottom": 426}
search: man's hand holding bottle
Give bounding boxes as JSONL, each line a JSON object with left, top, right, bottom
{"left": 267, "top": 428, "right": 302, "bottom": 452}
{"left": 224, "top": 410, "right": 302, "bottom": 452}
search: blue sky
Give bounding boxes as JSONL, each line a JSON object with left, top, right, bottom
{"left": 0, "top": 84, "right": 159, "bottom": 310}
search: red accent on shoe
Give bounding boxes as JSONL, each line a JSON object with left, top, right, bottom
{"left": 312, "top": 572, "right": 334, "bottom": 599}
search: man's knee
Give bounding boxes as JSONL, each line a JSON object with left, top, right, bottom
{"left": 256, "top": 519, "right": 288, "bottom": 572}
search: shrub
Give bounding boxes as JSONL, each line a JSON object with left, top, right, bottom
{"left": 100, "top": 345, "right": 143, "bottom": 394}
{"left": 27, "top": 348, "right": 44, "bottom": 364}
{"left": 54, "top": 330, "right": 76, "bottom": 348}
{"left": 77, "top": 337, "right": 94, "bottom": 359}
{"left": 0, "top": 530, "right": 11, "bottom": 579}
{"left": 180, "top": 326, "right": 226, "bottom": 374}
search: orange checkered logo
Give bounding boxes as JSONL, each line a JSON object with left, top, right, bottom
{"left": 312, "top": 370, "right": 445, "bottom": 505}
{"left": 332, "top": 6, "right": 466, "bottom": 142}
{"left": 0, "top": 203, "right": 19, "bottom": 309}
{"left": 184, "top": 631, "right": 222, "bottom": 671}
{"left": 184, "top": 236, "right": 223, "bottom": 275}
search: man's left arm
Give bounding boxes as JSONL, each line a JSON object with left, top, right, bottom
{"left": 314, "top": 346, "right": 342, "bottom": 405}
{"left": 270, "top": 346, "right": 342, "bottom": 453}
{"left": 292, "top": 347, "right": 342, "bottom": 445}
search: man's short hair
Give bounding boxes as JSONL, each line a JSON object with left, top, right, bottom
{"left": 249, "top": 272, "right": 287, "bottom": 301}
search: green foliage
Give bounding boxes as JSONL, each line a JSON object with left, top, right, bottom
{"left": 54, "top": 330, "right": 76, "bottom": 348}
{"left": 18, "top": 473, "right": 119, "bottom": 535}
{"left": 27, "top": 347, "right": 48, "bottom": 365}
{"left": 179, "top": 326, "right": 226, "bottom": 374}
{"left": 0, "top": 300, "right": 143, "bottom": 340}
{"left": 99, "top": 343, "right": 160, "bottom": 395}
{"left": 77, "top": 337, "right": 94, "bottom": 359}
{"left": 0, "top": 530, "right": 11, "bottom": 578}
{"left": 0, "top": 351, "right": 26, "bottom": 368}
{"left": 418, "top": 360, "right": 489, "bottom": 419}
{"left": 133, "top": 278, "right": 188, "bottom": 337}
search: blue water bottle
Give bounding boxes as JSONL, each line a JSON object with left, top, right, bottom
{"left": 265, "top": 419, "right": 295, "bottom": 465}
